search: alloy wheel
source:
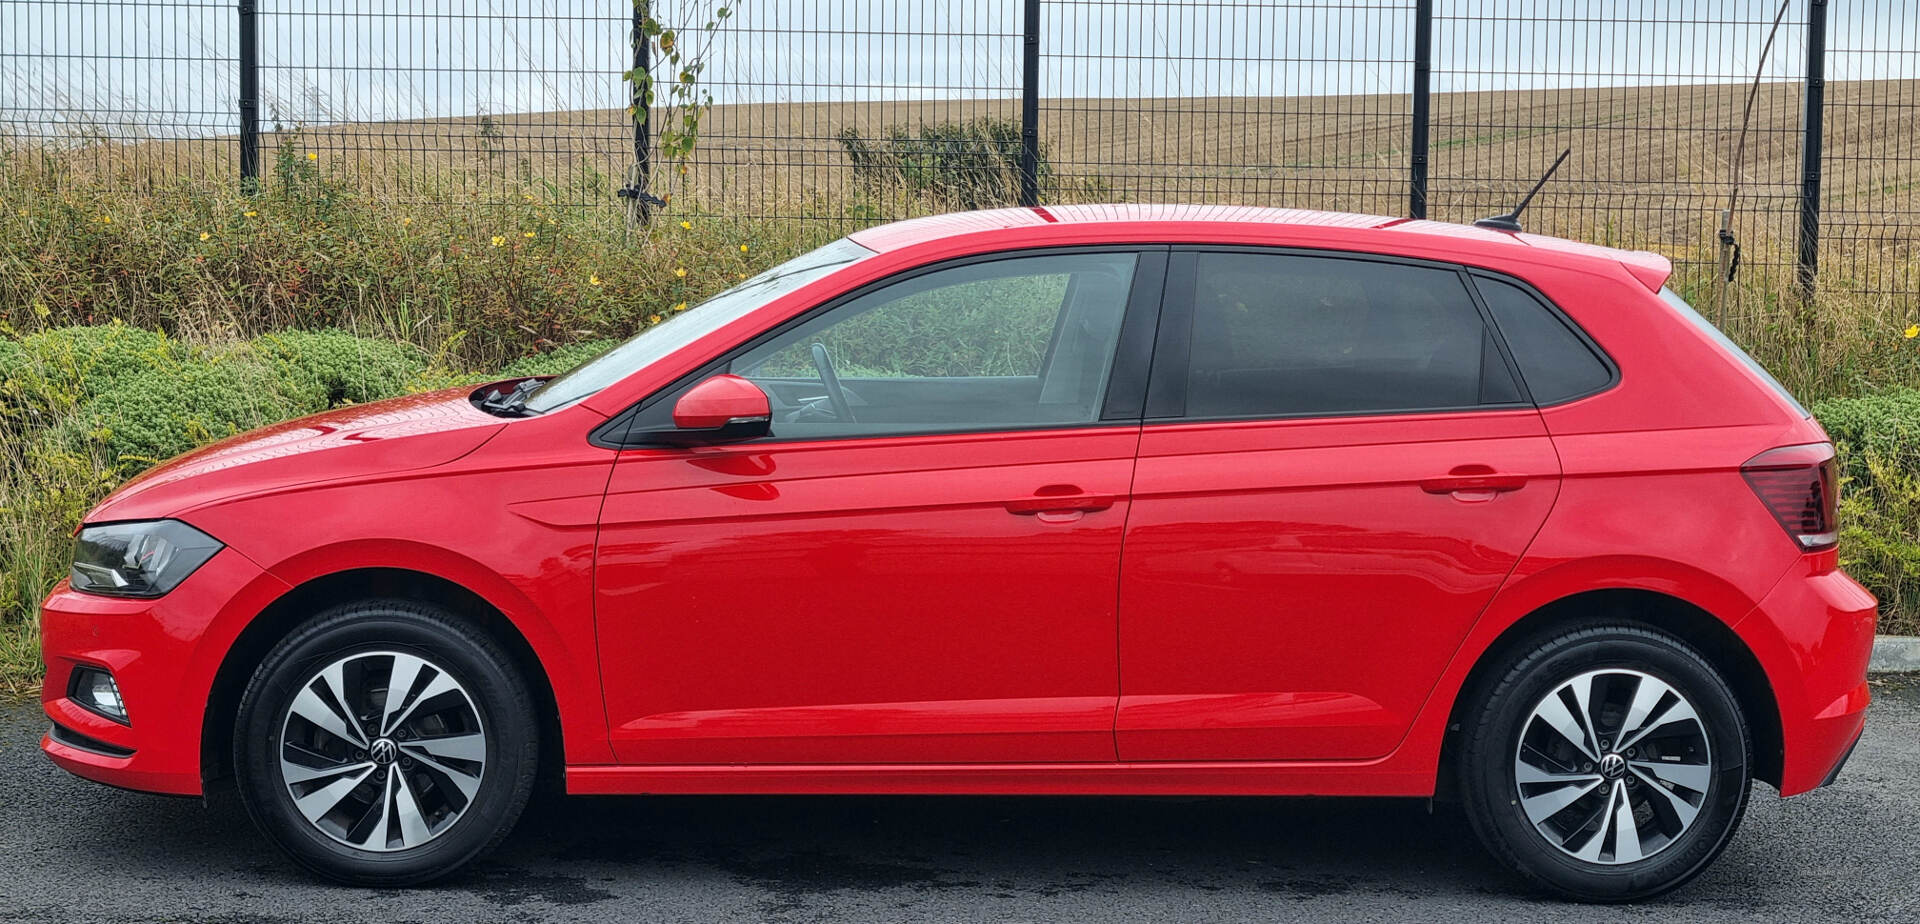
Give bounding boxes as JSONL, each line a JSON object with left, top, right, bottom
{"left": 1512, "top": 668, "right": 1713, "bottom": 865}
{"left": 277, "top": 651, "right": 487, "bottom": 853}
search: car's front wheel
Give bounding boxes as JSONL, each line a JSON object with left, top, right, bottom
{"left": 1458, "top": 623, "right": 1752, "bottom": 902}
{"left": 233, "top": 600, "right": 539, "bottom": 885}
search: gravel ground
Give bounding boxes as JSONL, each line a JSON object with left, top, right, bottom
{"left": 1, "top": 678, "right": 1914, "bottom": 923}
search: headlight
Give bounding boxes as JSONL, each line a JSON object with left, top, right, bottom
{"left": 70, "top": 520, "right": 224, "bottom": 598}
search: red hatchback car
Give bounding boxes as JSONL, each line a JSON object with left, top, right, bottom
{"left": 42, "top": 205, "right": 1874, "bottom": 900}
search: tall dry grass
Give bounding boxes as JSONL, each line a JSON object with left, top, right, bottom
{"left": 1, "top": 135, "right": 841, "bottom": 370}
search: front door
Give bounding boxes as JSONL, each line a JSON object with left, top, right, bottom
{"left": 596, "top": 249, "right": 1165, "bottom": 765}
{"left": 1115, "top": 250, "right": 1562, "bottom": 761}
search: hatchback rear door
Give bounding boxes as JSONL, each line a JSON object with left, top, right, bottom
{"left": 1114, "top": 249, "right": 1563, "bottom": 761}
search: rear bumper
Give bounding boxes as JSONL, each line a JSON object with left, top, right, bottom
{"left": 1820, "top": 726, "right": 1863, "bottom": 788}
{"left": 1737, "top": 554, "right": 1877, "bottom": 796}
{"left": 39, "top": 548, "right": 281, "bottom": 797}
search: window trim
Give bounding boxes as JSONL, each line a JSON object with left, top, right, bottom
{"left": 590, "top": 245, "right": 1170, "bottom": 449}
{"left": 1464, "top": 268, "right": 1621, "bottom": 408}
{"left": 1145, "top": 245, "right": 1538, "bottom": 424}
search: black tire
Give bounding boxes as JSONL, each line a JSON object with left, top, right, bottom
{"left": 233, "top": 599, "right": 539, "bottom": 886}
{"left": 1458, "top": 623, "right": 1751, "bottom": 902}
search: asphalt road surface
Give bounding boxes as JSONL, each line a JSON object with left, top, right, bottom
{"left": 2, "top": 679, "right": 1914, "bottom": 923}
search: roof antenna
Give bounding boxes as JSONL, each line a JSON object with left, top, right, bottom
{"left": 1473, "top": 148, "right": 1571, "bottom": 233}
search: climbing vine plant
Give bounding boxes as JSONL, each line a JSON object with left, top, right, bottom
{"left": 625, "top": 2, "right": 732, "bottom": 171}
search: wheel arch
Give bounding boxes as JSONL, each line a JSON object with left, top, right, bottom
{"left": 200, "top": 566, "right": 567, "bottom": 793}
{"left": 1434, "top": 587, "right": 1784, "bottom": 799}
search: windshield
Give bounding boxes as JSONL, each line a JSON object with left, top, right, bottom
{"left": 1657, "top": 287, "right": 1809, "bottom": 417}
{"left": 523, "top": 238, "right": 874, "bottom": 413}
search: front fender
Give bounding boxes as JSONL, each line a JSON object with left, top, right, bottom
{"left": 247, "top": 538, "right": 614, "bottom": 765}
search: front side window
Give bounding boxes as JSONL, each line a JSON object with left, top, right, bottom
{"left": 728, "top": 251, "right": 1139, "bottom": 439}
{"left": 1182, "top": 253, "right": 1521, "bottom": 418}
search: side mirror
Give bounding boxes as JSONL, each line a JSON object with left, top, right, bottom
{"left": 645, "top": 374, "right": 771, "bottom": 445}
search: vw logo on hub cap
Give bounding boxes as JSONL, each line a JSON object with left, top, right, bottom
{"left": 369, "top": 738, "right": 399, "bottom": 765}
{"left": 1598, "top": 752, "right": 1627, "bottom": 780}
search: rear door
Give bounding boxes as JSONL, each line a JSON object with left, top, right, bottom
{"left": 1115, "top": 249, "right": 1562, "bottom": 761}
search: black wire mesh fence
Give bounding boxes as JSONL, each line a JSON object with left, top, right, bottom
{"left": 1035, "top": 1, "right": 1415, "bottom": 217}
{"left": 252, "top": 0, "right": 634, "bottom": 204}
{"left": 1428, "top": 0, "right": 1810, "bottom": 287}
{"left": 1823, "top": 3, "right": 1919, "bottom": 301}
{"left": 1, "top": 0, "right": 238, "bottom": 183}
{"left": 1, "top": 1, "right": 1915, "bottom": 304}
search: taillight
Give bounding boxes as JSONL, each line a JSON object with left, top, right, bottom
{"left": 1741, "top": 443, "right": 1838, "bottom": 552}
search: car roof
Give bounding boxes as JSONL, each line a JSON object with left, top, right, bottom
{"left": 847, "top": 204, "right": 1673, "bottom": 292}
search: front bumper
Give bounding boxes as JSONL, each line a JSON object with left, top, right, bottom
{"left": 1737, "top": 553, "right": 1878, "bottom": 797}
{"left": 39, "top": 547, "right": 283, "bottom": 796}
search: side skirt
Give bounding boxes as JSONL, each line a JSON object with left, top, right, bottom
{"left": 566, "top": 761, "right": 1434, "bottom": 797}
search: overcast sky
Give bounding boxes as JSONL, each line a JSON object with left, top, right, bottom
{"left": 2, "top": 1, "right": 1915, "bottom": 137}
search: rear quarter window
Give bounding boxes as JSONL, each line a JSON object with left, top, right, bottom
{"left": 1472, "top": 275, "right": 1614, "bottom": 404}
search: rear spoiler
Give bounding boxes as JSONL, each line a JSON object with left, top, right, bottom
{"left": 1618, "top": 251, "right": 1673, "bottom": 292}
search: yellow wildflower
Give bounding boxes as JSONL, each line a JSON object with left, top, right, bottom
{"left": 679, "top": 220, "right": 691, "bottom": 230}
{"left": 674, "top": 267, "right": 687, "bottom": 278}
{"left": 1906, "top": 324, "right": 1920, "bottom": 339}
{"left": 589, "top": 274, "right": 603, "bottom": 287}
{"left": 673, "top": 302, "right": 688, "bottom": 312}
{"left": 306, "top": 152, "right": 317, "bottom": 161}
{"left": 401, "top": 217, "right": 412, "bottom": 226}
{"left": 244, "top": 210, "right": 257, "bottom": 218}
{"left": 523, "top": 231, "right": 535, "bottom": 239}
{"left": 198, "top": 231, "right": 210, "bottom": 242}
{"left": 490, "top": 235, "right": 505, "bottom": 247}
{"left": 648, "top": 314, "right": 663, "bottom": 324}
{"left": 740, "top": 244, "right": 749, "bottom": 253}
{"left": 98, "top": 215, "right": 111, "bottom": 224}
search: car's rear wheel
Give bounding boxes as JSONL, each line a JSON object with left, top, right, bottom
{"left": 233, "top": 600, "right": 538, "bottom": 885}
{"left": 1458, "top": 623, "right": 1751, "bottom": 902}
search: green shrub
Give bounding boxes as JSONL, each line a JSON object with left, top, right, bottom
{"left": 251, "top": 328, "right": 429, "bottom": 406}
{"left": 1815, "top": 388, "right": 1920, "bottom": 634}
{"left": 404, "top": 367, "right": 493, "bottom": 394}
{"left": 65, "top": 352, "right": 305, "bottom": 469}
{"left": 500, "top": 338, "right": 620, "bottom": 377}
{"left": 839, "top": 118, "right": 1031, "bottom": 210}
{"left": 1813, "top": 388, "right": 1920, "bottom": 475}
{"left": 0, "top": 322, "right": 178, "bottom": 426}
{"left": 1835, "top": 450, "right": 1920, "bottom": 635}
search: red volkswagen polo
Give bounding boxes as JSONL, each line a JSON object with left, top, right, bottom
{"left": 41, "top": 205, "right": 1874, "bottom": 901}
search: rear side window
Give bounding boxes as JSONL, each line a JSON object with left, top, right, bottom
{"left": 1473, "top": 276, "right": 1613, "bottom": 404}
{"left": 1183, "top": 253, "right": 1522, "bottom": 418}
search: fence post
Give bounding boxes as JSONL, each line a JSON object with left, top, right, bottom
{"left": 1797, "top": 0, "right": 1828, "bottom": 298}
{"left": 1018, "top": 0, "right": 1040, "bottom": 207}
{"left": 628, "top": 1, "right": 654, "bottom": 226}
{"left": 237, "top": 0, "right": 259, "bottom": 190}
{"left": 1409, "top": 0, "right": 1432, "bottom": 219}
